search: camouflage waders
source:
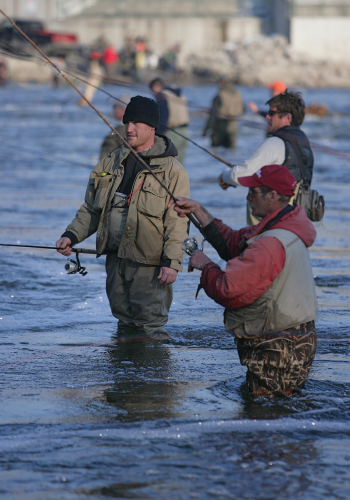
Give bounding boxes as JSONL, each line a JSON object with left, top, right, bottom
{"left": 234, "top": 320, "right": 317, "bottom": 397}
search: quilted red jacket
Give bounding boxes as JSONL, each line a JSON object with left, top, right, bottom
{"left": 200, "top": 205, "right": 316, "bottom": 310}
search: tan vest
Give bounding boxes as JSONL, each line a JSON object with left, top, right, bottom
{"left": 224, "top": 229, "right": 318, "bottom": 335}
{"left": 218, "top": 89, "right": 244, "bottom": 120}
{"left": 162, "top": 89, "right": 189, "bottom": 128}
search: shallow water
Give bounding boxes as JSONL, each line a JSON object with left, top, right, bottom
{"left": 1, "top": 82, "right": 350, "bottom": 499}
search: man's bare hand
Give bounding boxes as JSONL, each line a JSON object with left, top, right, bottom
{"left": 157, "top": 266, "right": 177, "bottom": 285}
{"left": 188, "top": 251, "right": 212, "bottom": 272}
{"left": 167, "top": 196, "right": 200, "bottom": 217}
{"left": 247, "top": 101, "right": 259, "bottom": 113}
{"left": 218, "top": 173, "right": 230, "bottom": 190}
{"left": 56, "top": 237, "right": 72, "bottom": 256}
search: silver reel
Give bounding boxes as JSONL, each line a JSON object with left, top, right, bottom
{"left": 182, "top": 237, "right": 206, "bottom": 256}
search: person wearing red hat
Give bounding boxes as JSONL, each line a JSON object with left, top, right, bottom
{"left": 218, "top": 90, "right": 314, "bottom": 226}
{"left": 170, "top": 164, "right": 318, "bottom": 397}
{"left": 247, "top": 80, "right": 288, "bottom": 116}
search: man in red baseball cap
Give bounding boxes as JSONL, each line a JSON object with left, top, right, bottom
{"left": 170, "top": 164, "right": 318, "bottom": 398}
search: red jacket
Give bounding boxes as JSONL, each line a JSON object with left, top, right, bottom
{"left": 200, "top": 205, "right": 316, "bottom": 310}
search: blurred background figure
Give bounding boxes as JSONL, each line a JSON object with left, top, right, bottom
{"left": 150, "top": 78, "right": 189, "bottom": 164}
{"left": 0, "top": 57, "right": 9, "bottom": 86}
{"left": 134, "top": 39, "right": 146, "bottom": 82}
{"left": 101, "top": 44, "right": 119, "bottom": 81}
{"left": 100, "top": 94, "right": 131, "bottom": 159}
{"left": 203, "top": 77, "right": 244, "bottom": 149}
{"left": 77, "top": 50, "right": 104, "bottom": 107}
{"left": 247, "top": 80, "right": 287, "bottom": 117}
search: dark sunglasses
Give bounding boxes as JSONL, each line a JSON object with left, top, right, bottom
{"left": 267, "top": 109, "right": 279, "bottom": 117}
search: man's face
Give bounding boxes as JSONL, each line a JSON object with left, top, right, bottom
{"left": 114, "top": 105, "right": 125, "bottom": 121}
{"left": 125, "top": 121, "right": 155, "bottom": 151}
{"left": 246, "top": 187, "right": 271, "bottom": 218}
{"left": 266, "top": 106, "right": 292, "bottom": 134}
{"left": 151, "top": 84, "right": 162, "bottom": 95}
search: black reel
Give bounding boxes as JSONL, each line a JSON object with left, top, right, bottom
{"left": 64, "top": 252, "right": 88, "bottom": 276}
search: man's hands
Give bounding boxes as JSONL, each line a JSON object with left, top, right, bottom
{"left": 188, "top": 251, "right": 211, "bottom": 272}
{"left": 218, "top": 173, "right": 230, "bottom": 191}
{"left": 56, "top": 237, "right": 72, "bottom": 256}
{"left": 167, "top": 196, "right": 200, "bottom": 217}
{"left": 157, "top": 266, "right": 177, "bottom": 285}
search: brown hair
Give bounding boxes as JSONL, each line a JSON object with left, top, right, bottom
{"left": 260, "top": 185, "right": 291, "bottom": 204}
{"left": 266, "top": 90, "right": 305, "bottom": 126}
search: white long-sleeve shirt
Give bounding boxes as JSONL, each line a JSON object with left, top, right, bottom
{"left": 221, "top": 136, "right": 286, "bottom": 186}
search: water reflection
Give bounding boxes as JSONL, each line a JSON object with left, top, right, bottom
{"left": 105, "top": 334, "right": 182, "bottom": 422}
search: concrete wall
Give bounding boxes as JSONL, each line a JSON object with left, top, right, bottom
{"left": 290, "top": 17, "right": 350, "bottom": 61}
{"left": 55, "top": 16, "right": 261, "bottom": 56}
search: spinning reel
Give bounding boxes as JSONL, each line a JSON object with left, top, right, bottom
{"left": 64, "top": 252, "right": 88, "bottom": 276}
{"left": 182, "top": 237, "right": 206, "bottom": 256}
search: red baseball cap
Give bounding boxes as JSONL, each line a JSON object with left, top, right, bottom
{"left": 238, "top": 165, "right": 297, "bottom": 196}
{"left": 267, "top": 80, "right": 287, "bottom": 93}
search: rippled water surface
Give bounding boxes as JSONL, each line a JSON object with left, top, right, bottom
{"left": 1, "top": 83, "right": 350, "bottom": 499}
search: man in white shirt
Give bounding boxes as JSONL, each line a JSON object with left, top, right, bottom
{"left": 218, "top": 90, "right": 314, "bottom": 225}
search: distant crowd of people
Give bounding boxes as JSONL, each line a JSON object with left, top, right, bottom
{"left": 86, "top": 35, "right": 182, "bottom": 82}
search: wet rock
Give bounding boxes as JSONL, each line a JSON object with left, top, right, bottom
{"left": 186, "top": 34, "right": 350, "bottom": 89}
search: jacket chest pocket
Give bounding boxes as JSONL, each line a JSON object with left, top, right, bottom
{"left": 92, "top": 176, "right": 112, "bottom": 210}
{"left": 137, "top": 177, "right": 168, "bottom": 218}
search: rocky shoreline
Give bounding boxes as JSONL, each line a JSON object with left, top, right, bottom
{"left": 3, "top": 34, "right": 350, "bottom": 89}
{"left": 186, "top": 34, "right": 350, "bottom": 89}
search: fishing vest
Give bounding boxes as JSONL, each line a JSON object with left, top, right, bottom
{"left": 162, "top": 89, "right": 189, "bottom": 129}
{"left": 217, "top": 88, "right": 244, "bottom": 120}
{"left": 224, "top": 228, "right": 318, "bottom": 336}
{"left": 273, "top": 125, "right": 314, "bottom": 186}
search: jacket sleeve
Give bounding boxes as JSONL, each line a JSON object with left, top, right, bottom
{"left": 63, "top": 159, "right": 108, "bottom": 245}
{"left": 202, "top": 218, "right": 252, "bottom": 261}
{"left": 221, "top": 136, "right": 286, "bottom": 186}
{"left": 162, "top": 163, "right": 190, "bottom": 271}
{"left": 200, "top": 236, "right": 285, "bottom": 309}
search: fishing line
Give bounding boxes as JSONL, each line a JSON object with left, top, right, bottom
{"left": 0, "top": 10, "right": 203, "bottom": 231}
{"left": 3, "top": 39, "right": 350, "bottom": 164}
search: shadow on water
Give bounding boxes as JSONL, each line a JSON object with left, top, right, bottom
{"left": 104, "top": 335, "right": 180, "bottom": 422}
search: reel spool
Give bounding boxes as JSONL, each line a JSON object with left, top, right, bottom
{"left": 64, "top": 253, "right": 87, "bottom": 276}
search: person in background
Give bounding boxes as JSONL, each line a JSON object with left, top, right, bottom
{"left": 102, "top": 45, "right": 119, "bottom": 80}
{"left": 218, "top": 90, "right": 313, "bottom": 226}
{"left": 203, "top": 77, "right": 244, "bottom": 149}
{"left": 100, "top": 95, "right": 131, "bottom": 159}
{"left": 247, "top": 80, "right": 287, "bottom": 117}
{"left": 57, "top": 96, "right": 190, "bottom": 339}
{"left": 170, "top": 165, "right": 318, "bottom": 398}
{"left": 149, "top": 78, "right": 189, "bottom": 165}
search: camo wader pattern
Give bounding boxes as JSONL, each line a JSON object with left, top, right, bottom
{"left": 234, "top": 320, "right": 317, "bottom": 397}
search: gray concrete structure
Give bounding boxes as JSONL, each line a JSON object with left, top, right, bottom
{"left": 271, "top": 0, "right": 350, "bottom": 62}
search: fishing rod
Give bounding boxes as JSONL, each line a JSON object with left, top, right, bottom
{"left": 60, "top": 66, "right": 235, "bottom": 167}
{"left": 0, "top": 40, "right": 235, "bottom": 169}
{"left": 0, "top": 243, "right": 97, "bottom": 276}
{"left": 0, "top": 10, "right": 202, "bottom": 232}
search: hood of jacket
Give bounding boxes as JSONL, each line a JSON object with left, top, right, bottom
{"left": 132, "top": 133, "right": 178, "bottom": 161}
{"left": 246, "top": 205, "right": 316, "bottom": 248}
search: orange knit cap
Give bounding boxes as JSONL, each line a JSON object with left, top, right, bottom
{"left": 267, "top": 80, "right": 287, "bottom": 93}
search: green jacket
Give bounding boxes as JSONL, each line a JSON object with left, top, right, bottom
{"left": 65, "top": 137, "right": 190, "bottom": 272}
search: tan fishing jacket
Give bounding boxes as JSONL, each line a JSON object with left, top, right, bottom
{"left": 65, "top": 141, "right": 190, "bottom": 271}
